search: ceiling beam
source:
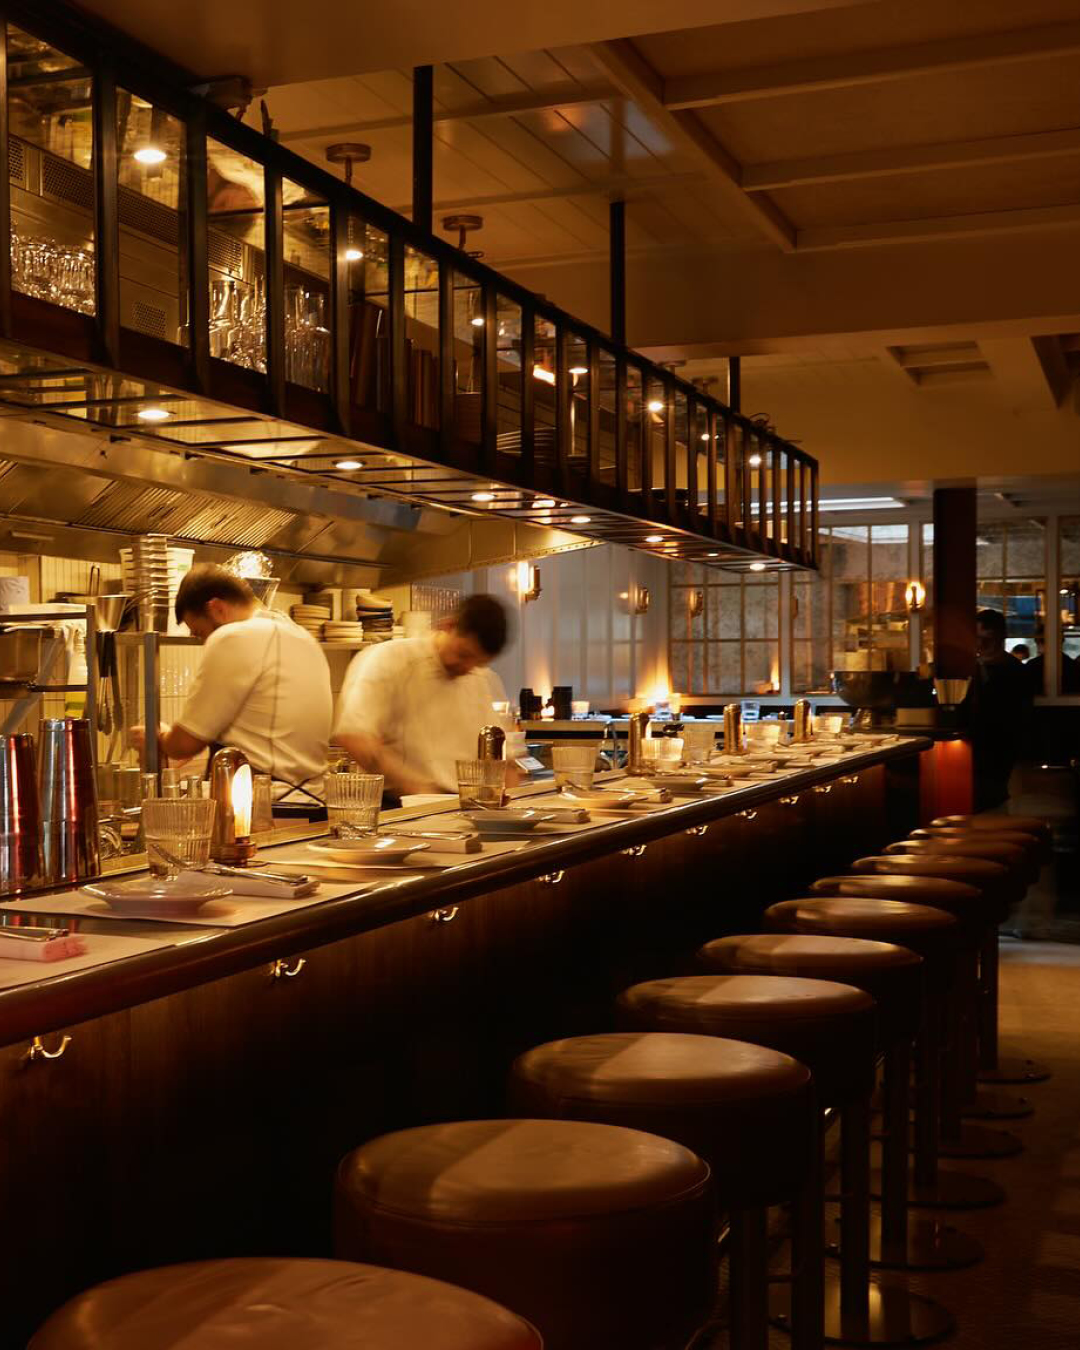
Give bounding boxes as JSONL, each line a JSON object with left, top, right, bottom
{"left": 798, "top": 202, "right": 1080, "bottom": 252}
{"left": 392, "top": 170, "right": 703, "bottom": 217}
{"left": 278, "top": 83, "right": 619, "bottom": 143}
{"left": 743, "top": 126, "right": 1080, "bottom": 191}
{"left": 591, "top": 39, "right": 796, "bottom": 251}
{"left": 663, "top": 19, "right": 1080, "bottom": 109}
{"left": 980, "top": 336, "right": 1073, "bottom": 410}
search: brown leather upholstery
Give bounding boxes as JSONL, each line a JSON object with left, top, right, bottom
{"left": 912, "top": 828, "right": 1041, "bottom": 882}
{"left": 335, "top": 1119, "right": 713, "bottom": 1350}
{"left": 885, "top": 837, "right": 1029, "bottom": 880}
{"left": 510, "top": 1031, "right": 814, "bottom": 1208}
{"left": 29, "top": 1259, "right": 543, "bottom": 1350}
{"left": 617, "top": 974, "right": 876, "bottom": 1105}
{"left": 698, "top": 933, "right": 923, "bottom": 1044}
{"left": 765, "top": 898, "right": 959, "bottom": 964}
{"left": 849, "top": 853, "right": 1019, "bottom": 912}
{"left": 930, "top": 814, "right": 1051, "bottom": 861}
{"left": 809, "top": 873, "right": 987, "bottom": 937}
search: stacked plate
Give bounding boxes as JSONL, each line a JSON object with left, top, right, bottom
{"left": 121, "top": 537, "right": 195, "bottom": 633}
{"left": 323, "top": 620, "right": 365, "bottom": 646}
{"left": 353, "top": 591, "right": 394, "bottom": 638}
{"left": 291, "top": 603, "right": 331, "bottom": 639}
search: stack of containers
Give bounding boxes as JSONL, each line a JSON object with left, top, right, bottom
{"left": 121, "top": 538, "right": 195, "bottom": 632}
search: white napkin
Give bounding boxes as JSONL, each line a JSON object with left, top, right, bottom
{"left": 0, "top": 930, "right": 88, "bottom": 962}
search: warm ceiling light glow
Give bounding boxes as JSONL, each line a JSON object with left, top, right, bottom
{"left": 134, "top": 145, "right": 167, "bottom": 166}
{"left": 749, "top": 561, "right": 767, "bottom": 572}
{"left": 647, "top": 399, "right": 664, "bottom": 413}
{"left": 533, "top": 365, "right": 556, "bottom": 385}
{"left": 334, "top": 458, "right": 364, "bottom": 470}
{"left": 569, "top": 365, "right": 588, "bottom": 377}
{"left": 707, "top": 552, "right": 719, "bottom": 558}
{"left": 136, "top": 406, "right": 170, "bottom": 422}
{"left": 700, "top": 433, "right": 710, "bottom": 442}
{"left": 533, "top": 498, "right": 556, "bottom": 509}
{"left": 470, "top": 316, "right": 485, "bottom": 327}
{"left": 344, "top": 247, "right": 364, "bottom": 262}
{"left": 471, "top": 491, "right": 496, "bottom": 503}
{"left": 748, "top": 453, "right": 762, "bottom": 467}
{"left": 570, "top": 515, "right": 592, "bottom": 525}
{"left": 645, "top": 535, "right": 664, "bottom": 544}
{"left": 820, "top": 496, "right": 904, "bottom": 511}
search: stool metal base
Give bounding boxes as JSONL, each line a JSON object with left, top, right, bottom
{"left": 961, "top": 1088, "right": 1034, "bottom": 1120}
{"left": 936, "top": 1122, "right": 1023, "bottom": 1159}
{"left": 772, "top": 1279, "right": 955, "bottom": 1346}
{"left": 828, "top": 1214, "right": 984, "bottom": 1272}
{"left": 977, "top": 1054, "right": 1051, "bottom": 1085}
{"left": 872, "top": 1167, "right": 1006, "bottom": 1209}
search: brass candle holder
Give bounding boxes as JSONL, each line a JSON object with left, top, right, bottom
{"left": 209, "top": 747, "right": 257, "bottom": 865}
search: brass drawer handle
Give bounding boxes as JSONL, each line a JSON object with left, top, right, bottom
{"left": 737, "top": 809, "right": 758, "bottom": 821}
{"left": 685, "top": 825, "right": 708, "bottom": 837}
{"left": 842, "top": 774, "right": 859, "bottom": 785}
{"left": 814, "top": 784, "right": 832, "bottom": 795}
{"left": 27, "top": 1034, "right": 72, "bottom": 1063}
{"left": 270, "top": 957, "right": 307, "bottom": 980}
{"left": 621, "top": 844, "right": 647, "bottom": 858}
{"left": 429, "top": 906, "right": 460, "bottom": 922}
{"left": 539, "top": 872, "right": 564, "bottom": 886}
{"left": 780, "top": 795, "right": 800, "bottom": 806}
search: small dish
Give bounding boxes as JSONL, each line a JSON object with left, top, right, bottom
{"left": 310, "top": 836, "right": 428, "bottom": 865}
{"left": 561, "top": 790, "right": 637, "bottom": 810}
{"left": 643, "top": 772, "right": 708, "bottom": 793}
{"left": 463, "top": 809, "right": 555, "bottom": 833}
{"left": 81, "top": 876, "right": 232, "bottom": 918}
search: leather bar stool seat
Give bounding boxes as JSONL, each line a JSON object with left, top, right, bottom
{"left": 848, "top": 855, "right": 1017, "bottom": 918}
{"left": 931, "top": 815, "right": 1051, "bottom": 862}
{"left": 335, "top": 1118, "right": 713, "bottom": 1350}
{"left": 29, "top": 1258, "right": 543, "bottom": 1350}
{"left": 884, "top": 838, "right": 1030, "bottom": 885}
{"left": 809, "top": 874, "right": 986, "bottom": 938}
{"left": 912, "top": 829, "right": 1041, "bottom": 884}
{"left": 765, "top": 898, "right": 959, "bottom": 961}
{"left": 617, "top": 974, "right": 876, "bottom": 1105}
{"left": 511, "top": 1031, "right": 814, "bottom": 1206}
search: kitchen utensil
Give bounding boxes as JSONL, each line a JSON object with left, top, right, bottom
{"left": 0, "top": 732, "right": 42, "bottom": 896}
{"left": 142, "top": 798, "right": 217, "bottom": 878}
{"left": 203, "top": 862, "right": 314, "bottom": 886}
{"left": 0, "top": 627, "right": 44, "bottom": 683}
{"left": 325, "top": 772, "right": 383, "bottom": 838}
{"left": 39, "top": 718, "right": 100, "bottom": 885}
{"left": 626, "top": 710, "right": 650, "bottom": 773}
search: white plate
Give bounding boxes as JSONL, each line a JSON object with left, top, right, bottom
{"left": 81, "top": 877, "right": 233, "bottom": 917}
{"left": 463, "top": 809, "right": 554, "bottom": 833}
{"left": 310, "top": 837, "right": 428, "bottom": 864}
{"left": 561, "top": 790, "right": 636, "bottom": 810}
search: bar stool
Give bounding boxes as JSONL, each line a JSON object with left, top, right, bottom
{"left": 334, "top": 1118, "right": 714, "bottom": 1350}
{"left": 511, "top": 1031, "right": 820, "bottom": 1350}
{"left": 616, "top": 973, "right": 953, "bottom": 1346}
{"left": 914, "top": 827, "right": 1042, "bottom": 885}
{"left": 28, "top": 1258, "right": 544, "bottom": 1349}
{"left": 848, "top": 855, "right": 1033, "bottom": 1123}
{"left": 930, "top": 814, "right": 1051, "bottom": 860}
{"left": 696, "top": 932, "right": 981, "bottom": 1274}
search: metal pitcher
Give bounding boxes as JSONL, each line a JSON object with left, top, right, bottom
{"left": 39, "top": 717, "right": 100, "bottom": 885}
{"left": 0, "top": 732, "right": 43, "bottom": 895}
{"left": 627, "top": 710, "right": 650, "bottom": 774}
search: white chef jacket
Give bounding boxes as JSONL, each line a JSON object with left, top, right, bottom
{"left": 175, "top": 609, "right": 332, "bottom": 803}
{"left": 334, "top": 635, "right": 509, "bottom": 791}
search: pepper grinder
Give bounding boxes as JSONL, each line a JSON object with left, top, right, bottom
{"left": 723, "top": 702, "right": 744, "bottom": 755}
{"left": 626, "top": 710, "right": 650, "bottom": 775}
{"left": 793, "top": 698, "right": 814, "bottom": 743}
{"left": 209, "top": 747, "right": 257, "bottom": 865}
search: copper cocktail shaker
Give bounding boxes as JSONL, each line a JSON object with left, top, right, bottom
{"left": 0, "top": 732, "right": 43, "bottom": 895}
{"left": 39, "top": 717, "right": 100, "bottom": 885}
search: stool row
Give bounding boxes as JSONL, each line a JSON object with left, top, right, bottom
{"left": 32, "top": 812, "right": 1052, "bottom": 1350}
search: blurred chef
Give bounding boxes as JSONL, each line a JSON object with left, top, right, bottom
{"left": 334, "top": 594, "right": 516, "bottom": 797}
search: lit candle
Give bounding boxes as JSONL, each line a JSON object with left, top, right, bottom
{"left": 231, "top": 763, "right": 253, "bottom": 839}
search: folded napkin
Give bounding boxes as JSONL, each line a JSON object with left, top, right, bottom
{"left": 180, "top": 870, "right": 319, "bottom": 899}
{"left": 395, "top": 832, "right": 482, "bottom": 853}
{"left": 537, "top": 805, "right": 590, "bottom": 824}
{"left": 0, "top": 930, "right": 88, "bottom": 962}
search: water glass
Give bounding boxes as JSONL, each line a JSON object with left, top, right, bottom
{"left": 142, "top": 798, "right": 217, "bottom": 878}
{"left": 251, "top": 773, "right": 274, "bottom": 834}
{"left": 325, "top": 773, "right": 383, "bottom": 839}
{"left": 456, "top": 759, "right": 507, "bottom": 810}
{"left": 642, "top": 737, "right": 683, "bottom": 767}
{"left": 552, "top": 745, "right": 597, "bottom": 791}
{"left": 681, "top": 723, "right": 718, "bottom": 764}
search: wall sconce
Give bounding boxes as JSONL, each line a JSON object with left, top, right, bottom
{"left": 515, "top": 561, "right": 541, "bottom": 603}
{"left": 905, "top": 580, "right": 926, "bottom": 613}
{"left": 688, "top": 588, "right": 705, "bottom": 618}
{"left": 634, "top": 586, "right": 651, "bottom": 615}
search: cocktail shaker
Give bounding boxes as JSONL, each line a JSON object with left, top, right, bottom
{"left": 793, "top": 699, "right": 814, "bottom": 743}
{"left": 39, "top": 717, "right": 100, "bottom": 885}
{"left": 0, "top": 732, "right": 43, "bottom": 895}
{"left": 477, "top": 725, "right": 506, "bottom": 761}
{"left": 723, "top": 702, "right": 744, "bottom": 754}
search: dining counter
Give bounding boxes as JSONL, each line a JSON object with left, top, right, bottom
{"left": 0, "top": 733, "right": 927, "bottom": 1348}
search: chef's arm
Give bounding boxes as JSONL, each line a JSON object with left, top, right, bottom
{"left": 335, "top": 731, "right": 438, "bottom": 797}
{"left": 161, "top": 724, "right": 209, "bottom": 762}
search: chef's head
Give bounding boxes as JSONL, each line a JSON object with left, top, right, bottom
{"left": 175, "top": 565, "right": 257, "bottom": 641}
{"left": 436, "top": 594, "right": 509, "bottom": 678}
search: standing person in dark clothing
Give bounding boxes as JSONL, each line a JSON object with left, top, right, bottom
{"left": 969, "top": 609, "right": 1032, "bottom": 810}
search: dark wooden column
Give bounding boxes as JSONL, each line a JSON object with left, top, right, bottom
{"left": 609, "top": 199, "right": 626, "bottom": 345}
{"left": 932, "top": 485, "right": 977, "bottom": 677}
{"left": 412, "top": 65, "right": 434, "bottom": 234}
{"left": 727, "top": 355, "right": 741, "bottom": 412}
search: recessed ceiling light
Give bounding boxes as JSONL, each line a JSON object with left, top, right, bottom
{"left": 700, "top": 433, "right": 710, "bottom": 442}
{"left": 471, "top": 491, "right": 496, "bottom": 503}
{"left": 470, "top": 316, "right": 485, "bottom": 327}
{"left": 707, "top": 552, "right": 719, "bottom": 558}
{"left": 570, "top": 515, "right": 592, "bottom": 525}
{"left": 134, "top": 145, "right": 167, "bottom": 166}
{"left": 748, "top": 453, "right": 762, "bottom": 467}
{"left": 645, "top": 535, "right": 663, "bottom": 544}
{"left": 647, "top": 399, "right": 664, "bottom": 413}
{"left": 334, "top": 458, "right": 364, "bottom": 470}
{"left": 569, "top": 365, "right": 588, "bottom": 377}
{"left": 749, "top": 561, "right": 767, "bottom": 572}
{"left": 136, "top": 406, "right": 170, "bottom": 422}
{"left": 344, "top": 247, "right": 364, "bottom": 262}
{"left": 533, "top": 498, "right": 556, "bottom": 509}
